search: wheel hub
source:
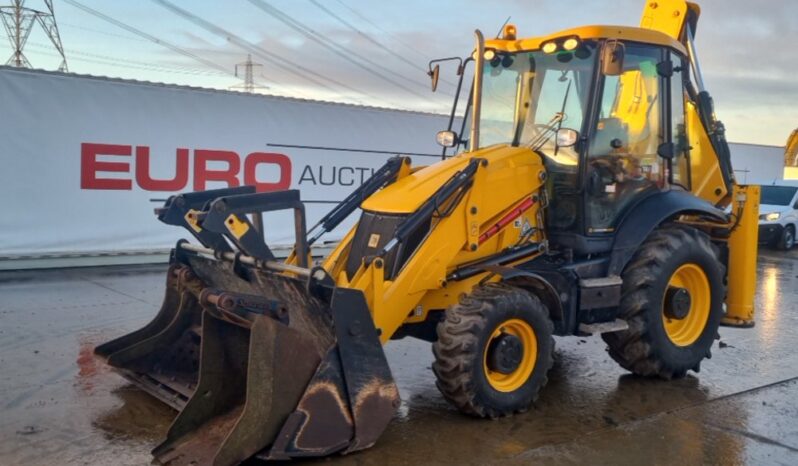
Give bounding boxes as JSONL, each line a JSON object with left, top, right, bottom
{"left": 486, "top": 332, "right": 523, "bottom": 374}
{"left": 664, "top": 287, "right": 691, "bottom": 320}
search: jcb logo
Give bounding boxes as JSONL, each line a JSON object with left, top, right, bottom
{"left": 80, "top": 143, "right": 292, "bottom": 192}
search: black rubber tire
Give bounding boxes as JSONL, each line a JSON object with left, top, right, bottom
{"left": 432, "top": 283, "right": 554, "bottom": 418}
{"left": 602, "top": 224, "right": 725, "bottom": 379}
{"left": 777, "top": 225, "right": 795, "bottom": 250}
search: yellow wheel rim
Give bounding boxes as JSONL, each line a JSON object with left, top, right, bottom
{"left": 483, "top": 319, "right": 537, "bottom": 392}
{"left": 662, "top": 263, "right": 711, "bottom": 347}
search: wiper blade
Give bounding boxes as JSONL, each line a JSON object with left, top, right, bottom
{"left": 525, "top": 112, "right": 565, "bottom": 151}
{"left": 553, "top": 79, "right": 573, "bottom": 156}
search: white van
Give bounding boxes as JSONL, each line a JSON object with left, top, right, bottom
{"left": 758, "top": 181, "right": 798, "bottom": 250}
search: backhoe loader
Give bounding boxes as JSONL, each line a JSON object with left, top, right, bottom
{"left": 95, "top": 1, "right": 760, "bottom": 464}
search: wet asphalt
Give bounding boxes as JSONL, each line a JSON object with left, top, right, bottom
{"left": 0, "top": 248, "right": 796, "bottom": 466}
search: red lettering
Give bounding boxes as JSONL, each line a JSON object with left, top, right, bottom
{"left": 193, "top": 150, "right": 240, "bottom": 191}
{"left": 244, "top": 152, "right": 292, "bottom": 192}
{"left": 80, "top": 143, "right": 132, "bottom": 190}
{"left": 135, "top": 146, "right": 189, "bottom": 191}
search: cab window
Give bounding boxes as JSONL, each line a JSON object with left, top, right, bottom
{"left": 586, "top": 44, "right": 664, "bottom": 232}
{"left": 670, "top": 52, "right": 690, "bottom": 189}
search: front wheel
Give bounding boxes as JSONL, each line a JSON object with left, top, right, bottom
{"left": 776, "top": 225, "right": 795, "bottom": 250}
{"left": 432, "top": 283, "right": 554, "bottom": 418}
{"left": 603, "top": 225, "right": 725, "bottom": 379}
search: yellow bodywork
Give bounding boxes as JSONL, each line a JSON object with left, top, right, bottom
{"left": 312, "top": 0, "right": 758, "bottom": 340}
{"left": 486, "top": 25, "right": 686, "bottom": 56}
{"left": 323, "top": 146, "right": 546, "bottom": 342}
{"left": 723, "top": 185, "right": 760, "bottom": 326}
{"left": 686, "top": 101, "right": 729, "bottom": 204}
{"left": 640, "top": 0, "right": 698, "bottom": 39}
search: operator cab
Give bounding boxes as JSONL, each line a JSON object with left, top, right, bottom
{"left": 435, "top": 27, "right": 695, "bottom": 256}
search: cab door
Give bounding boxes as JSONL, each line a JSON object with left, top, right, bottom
{"left": 584, "top": 43, "right": 670, "bottom": 234}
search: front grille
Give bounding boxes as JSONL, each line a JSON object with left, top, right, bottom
{"left": 345, "top": 210, "right": 432, "bottom": 280}
{"left": 345, "top": 211, "right": 406, "bottom": 280}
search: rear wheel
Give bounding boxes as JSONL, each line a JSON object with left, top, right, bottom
{"left": 602, "top": 225, "right": 725, "bottom": 379}
{"left": 776, "top": 225, "right": 795, "bottom": 250}
{"left": 432, "top": 283, "right": 554, "bottom": 418}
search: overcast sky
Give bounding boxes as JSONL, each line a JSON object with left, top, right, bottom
{"left": 3, "top": 0, "right": 796, "bottom": 146}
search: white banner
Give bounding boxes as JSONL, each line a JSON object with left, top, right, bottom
{"left": 0, "top": 67, "right": 449, "bottom": 256}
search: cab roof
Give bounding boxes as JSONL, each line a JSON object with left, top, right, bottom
{"left": 486, "top": 25, "right": 688, "bottom": 56}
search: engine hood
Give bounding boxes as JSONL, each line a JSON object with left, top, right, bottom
{"left": 360, "top": 145, "right": 543, "bottom": 214}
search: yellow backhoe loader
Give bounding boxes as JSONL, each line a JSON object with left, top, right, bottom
{"left": 95, "top": 1, "right": 760, "bottom": 464}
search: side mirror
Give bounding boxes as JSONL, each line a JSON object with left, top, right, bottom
{"left": 436, "top": 130, "right": 458, "bottom": 148}
{"left": 601, "top": 40, "right": 625, "bottom": 76}
{"left": 428, "top": 64, "right": 440, "bottom": 92}
{"left": 556, "top": 128, "right": 579, "bottom": 148}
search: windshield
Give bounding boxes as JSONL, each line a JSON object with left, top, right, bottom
{"left": 478, "top": 43, "right": 597, "bottom": 166}
{"left": 760, "top": 186, "right": 798, "bottom": 206}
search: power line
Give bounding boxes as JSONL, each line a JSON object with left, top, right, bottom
{"left": 331, "top": 0, "right": 431, "bottom": 62}
{"left": 61, "top": 0, "right": 232, "bottom": 77}
{"left": 308, "top": 0, "right": 422, "bottom": 73}
{"left": 62, "top": 0, "right": 304, "bottom": 96}
{"left": 25, "top": 41, "right": 228, "bottom": 76}
{"left": 308, "top": 0, "right": 455, "bottom": 89}
{"left": 149, "top": 0, "right": 378, "bottom": 105}
{"left": 27, "top": 47, "right": 231, "bottom": 77}
{"left": 58, "top": 21, "right": 148, "bottom": 42}
{"left": 246, "top": 0, "right": 436, "bottom": 101}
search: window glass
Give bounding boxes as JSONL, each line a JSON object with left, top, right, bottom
{"left": 473, "top": 46, "right": 598, "bottom": 233}
{"left": 761, "top": 186, "right": 798, "bottom": 206}
{"left": 476, "top": 46, "right": 596, "bottom": 166}
{"left": 587, "top": 44, "right": 664, "bottom": 232}
{"left": 670, "top": 52, "right": 689, "bottom": 188}
{"left": 479, "top": 66, "right": 519, "bottom": 147}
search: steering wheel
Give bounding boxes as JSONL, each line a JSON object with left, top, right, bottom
{"left": 588, "top": 155, "right": 629, "bottom": 197}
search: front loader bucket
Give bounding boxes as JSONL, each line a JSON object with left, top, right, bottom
{"left": 94, "top": 265, "right": 204, "bottom": 409}
{"left": 96, "top": 253, "right": 399, "bottom": 465}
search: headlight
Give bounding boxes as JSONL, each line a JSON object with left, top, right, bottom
{"left": 542, "top": 41, "right": 558, "bottom": 54}
{"left": 759, "top": 212, "right": 781, "bottom": 221}
{"left": 563, "top": 38, "right": 580, "bottom": 51}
